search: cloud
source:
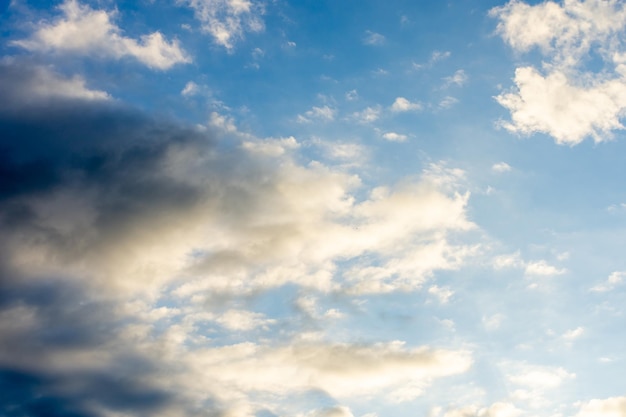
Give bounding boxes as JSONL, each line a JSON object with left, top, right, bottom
{"left": 562, "top": 326, "right": 585, "bottom": 341}
{"left": 178, "top": 342, "right": 472, "bottom": 404}
{"left": 443, "top": 402, "right": 522, "bottom": 417}
{"left": 491, "top": 0, "right": 626, "bottom": 66}
{"left": 351, "top": 106, "right": 381, "bottom": 123}
{"left": 524, "top": 260, "right": 566, "bottom": 276}
{"left": 575, "top": 396, "right": 626, "bottom": 417}
{"left": 428, "top": 285, "right": 454, "bottom": 304}
{"left": 495, "top": 67, "right": 626, "bottom": 145}
{"left": 590, "top": 270, "right": 626, "bottom": 292}
{"left": 439, "top": 96, "right": 459, "bottom": 109}
{"left": 443, "top": 70, "right": 468, "bottom": 88}
{"left": 506, "top": 363, "right": 575, "bottom": 390}
{"left": 13, "top": 0, "right": 190, "bottom": 69}
{"left": 310, "top": 406, "right": 355, "bottom": 417}
{"left": 382, "top": 132, "right": 408, "bottom": 142}
{"left": 363, "top": 30, "right": 386, "bottom": 46}
{"left": 413, "top": 50, "right": 450, "bottom": 70}
{"left": 297, "top": 105, "right": 337, "bottom": 123}
{"left": 0, "top": 59, "right": 479, "bottom": 416}
{"left": 0, "top": 60, "right": 110, "bottom": 106}
{"left": 181, "top": 81, "right": 200, "bottom": 96}
{"left": 181, "top": 0, "right": 265, "bottom": 50}
{"left": 492, "top": 0, "right": 626, "bottom": 144}
{"left": 391, "top": 97, "right": 422, "bottom": 112}
{"left": 492, "top": 253, "right": 565, "bottom": 277}
{"left": 491, "top": 162, "right": 512, "bottom": 173}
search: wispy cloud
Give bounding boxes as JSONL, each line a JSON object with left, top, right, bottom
{"left": 181, "top": 0, "right": 265, "bottom": 50}
{"left": 442, "top": 69, "right": 468, "bottom": 88}
{"left": 297, "top": 105, "right": 337, "bottom": 123}
{"left": 363, "top": 30, "right": 386, "bottom": 46}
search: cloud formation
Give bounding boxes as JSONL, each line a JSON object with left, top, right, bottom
{"left": 0, "top": 59, "right": 477, "bottom": 416}
{"left": 492, "top": 0, "right": 626, "bottom": 144}
{"left": 181, "top": 0, "right": 265, "bottom": 49}
{"left": 13, "top": 0, "right": 190, "bottom": 69}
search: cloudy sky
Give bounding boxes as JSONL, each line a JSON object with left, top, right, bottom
{"left": 1, "top": 0, "right": 626, "bottom": 416}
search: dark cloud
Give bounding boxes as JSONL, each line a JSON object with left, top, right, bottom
{"left": 0, "top": 60, "right": 215, "bottom": 417}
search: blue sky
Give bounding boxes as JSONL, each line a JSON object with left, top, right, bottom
{"left": 1, "top": 0, "right": 626, "bottom": 416}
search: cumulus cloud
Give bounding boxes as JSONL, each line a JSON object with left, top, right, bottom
{"left": 181, "top": 0, "right": 265, "bottom": 50}
{"left": 524, "top": 260, "right": 566, "bottom": 276}
{"left": 391, "top": 97, "right": 422, "bottom": 112}
{"left": 495, "top": 67, "right": 626, "bottom": 144}
{"left": 590, "top": 270, "right": 626, "bottom": 292}
{"left": 492, "top": 0, "right": 626, "bottom": 144}
{"left": 0, "top": 59, "right": 478, "bottom": 416}
{"left": 13, "top": 0, "right": 190, "bottom": 69}
{"left": 576, "top": 396, "right": 626, "bottom": 417}
{"left": 491, "top": 162, "right": 512, "bottom": 173}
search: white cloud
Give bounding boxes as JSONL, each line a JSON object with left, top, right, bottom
{"left": 428, "top": 285, "right": 454, "bottom": 304}
{"left": 439, "top": 96, "right": 459, "bottom": 109}
{"left": 492, "top": 0, "right": 626, "bottom": 144}
{"left": 181, "top": 0, "right": 264, "bottom": 50}
{"left": 298, "top": 105, "right": 337, "bottom": 123}
{"left": 181, "top": 81, "right": 200, "bottom": 96}
{"left": 590, "top": 270, "right": 626, "bottom": 292}
{"left": 443, "top": 70, "right": 468, "bottom": 87}
{"left": 363, "top": 30, "right": 386, "bottom": 46}
{"left": 14, "top": 0, "right": 190, "bottom": 69}
{"left": 492, "top": 252, "right": 524, "bottom": 269}
{"left": 391, "top": 97, "right": 422, "bottom": 112}
{"left": 491, "top": 162, "right": 512, "bottom": 173}
{"left": 493, "top": 252, "right": 566, "bottom": 277}
{"left": 176, "top": 341, "right": 472, "bottom": 403}
{"left": 507, "top": 363, "right": 575, "bottom": 390}
{"left": 495, "top": 67, "right": 626, "bottom": 145}
{"left": 382, "top": 132, "right": 408, "bottom": 142}
{"left": 575, "top": 396, "right": 626, "bottom": 417}
{"left": 352, "top": 106, "right": 381, "bottom": 123}
{"left": 241, "top": 136, "right": 300, "bottom": 157}
{"left": 490, "top": 0, "right": 626, "bottom": 67}
{"left": 524, "top": 260, "right": 566, "bottom": 276}
{"left": 215, "top": 309, "right": 276, "bottom": 331}
{"left": 562, "top": 326, "right": 584, "bottom": 340}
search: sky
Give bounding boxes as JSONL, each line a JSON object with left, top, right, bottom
{"left": 1, "top": 0, "right": 626, "bottom": 416}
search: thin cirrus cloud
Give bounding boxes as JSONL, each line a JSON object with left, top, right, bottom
{"left": 492, "top": 0, "right": 626, "bottom": 144}
{"left": 12, "top": 0, "right": 190, "bottom": 69}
